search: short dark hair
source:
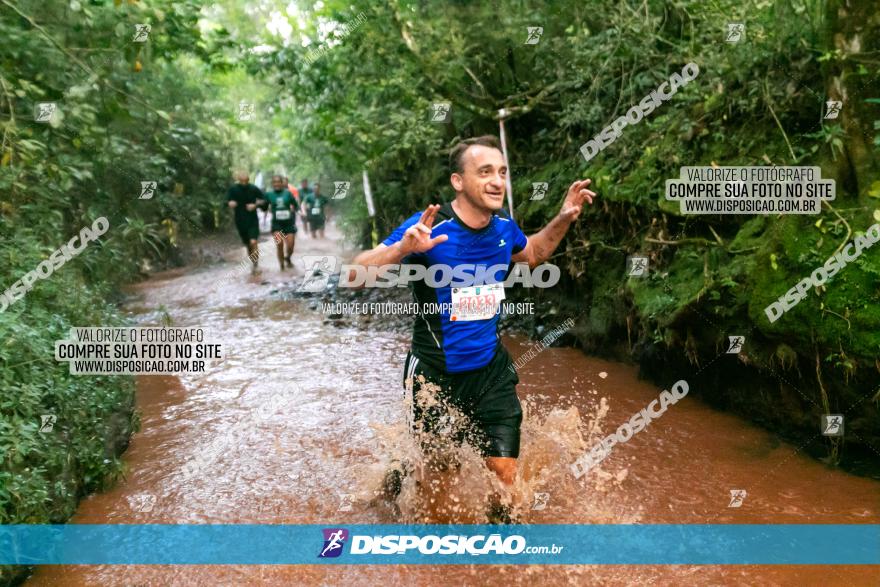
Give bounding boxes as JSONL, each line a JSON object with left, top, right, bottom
{"left": 449, "top": 135, "right": 502, "bottom": 173}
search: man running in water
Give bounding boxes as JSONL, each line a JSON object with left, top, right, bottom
{"left": 226, "top": 171, "right": 264, "bottom": 274}
{"left": 303, "top": 185, "right": 329, "bottom": 239}
{"left": 350, "top": 135, "right": 596, "bottom": 491}
{"left": 264, "top": 175, "right": 299, "bottom": 270}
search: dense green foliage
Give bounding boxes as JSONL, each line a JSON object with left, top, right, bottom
{"left": 0, "top": 2, "right": 239, "bottom": 568}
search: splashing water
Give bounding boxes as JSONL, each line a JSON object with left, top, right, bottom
{"left": 353, "top": 376, "right": 637, "bottom": 525}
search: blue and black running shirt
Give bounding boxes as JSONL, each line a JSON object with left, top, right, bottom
{"left": 382, "top": 203, "right": 528, "bottom": 373}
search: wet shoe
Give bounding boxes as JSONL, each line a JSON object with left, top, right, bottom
{"left": 381, "top": 468, "right": 404, "bottom": 501}
{"left": 486, "top": 502, "right": 517, "bottom": 524}
{"left": 379, "top": 460, "right": 413, "bottom": 502}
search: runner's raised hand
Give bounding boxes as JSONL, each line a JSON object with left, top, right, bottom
{"left": 559, "top": 179, "right": 597, "bottom": 221}
{"left": 399, "top": 204, "right": 449, "bottom": 254}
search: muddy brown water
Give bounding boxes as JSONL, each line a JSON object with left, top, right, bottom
{"left": 29, "top": 224, "right": 879, "bottom": 586}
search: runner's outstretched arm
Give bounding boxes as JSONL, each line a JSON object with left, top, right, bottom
{"left": 349, "top": 204, "right": 449, "bottom": 277}
{"left": 512, "top": 179, "right": 596, "bottom": 268}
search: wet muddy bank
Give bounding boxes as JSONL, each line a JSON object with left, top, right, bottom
{"left": 634, "top": 340, "right": 880, "bottom": 479}
{"left": 4, "top": 386, "right": 137, "bottom": 587}
{"left": 512, "top": 285, "right": 880, "bottom": 480}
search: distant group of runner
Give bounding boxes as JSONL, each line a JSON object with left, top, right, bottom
{"left": 225, "top": 171, "right": 330, "bottom": 273}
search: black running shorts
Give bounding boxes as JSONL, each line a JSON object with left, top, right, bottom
{"left": 235, "top": 219, "right": 259, "bottom": 244}
{"left": 271, "top": 220, "right": 297, "bottom": 234}
{"left": 403, "top": 344, "right": 522, "bottom": 458}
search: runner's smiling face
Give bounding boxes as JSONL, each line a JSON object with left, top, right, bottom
{"left": 451, "top": 145, "right": 507, "bottom": 212}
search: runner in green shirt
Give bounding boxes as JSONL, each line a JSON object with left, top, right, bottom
{"left": 303, "top": 187, "right": 329, "bottom": 239}
{"left": 263, "top": 175, "right": 299, "bottom": 270}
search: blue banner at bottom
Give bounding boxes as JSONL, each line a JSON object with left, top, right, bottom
{"left": 0, "top": 524, "right": 877, "bottom": 565}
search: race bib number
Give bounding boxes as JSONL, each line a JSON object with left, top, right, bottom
{"left": 275, "top": 209, "right": 291, "bottom": 220}
{"left": 450, "top": 283, "right": 505, "bottom": 322}
{"left": 311, "top": 207, "right": 321, "bottom": 215}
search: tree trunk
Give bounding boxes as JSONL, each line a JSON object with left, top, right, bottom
{"left": 824, "top": 0, "right": 880, "bottom": 202}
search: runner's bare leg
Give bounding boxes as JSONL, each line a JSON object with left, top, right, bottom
{"left": 274, "top": 231, "right": 285, "bottom": 270}
{"left": 248, "top": 239, "right": 259, "bottom": 273}
{"left": 285, "top": 233, "right": 295, "bottom": 267}
{"left": 485, "top": 457, "right": 516, "bottom": 485}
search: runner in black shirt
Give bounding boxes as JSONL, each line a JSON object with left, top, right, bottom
{"left": 226, "top": 171, "right": 265, "bottom": 274}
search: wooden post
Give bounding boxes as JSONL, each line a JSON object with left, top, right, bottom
{"left": 498, "top": 109, "right": 515, "bottom": 220}
{"left": 363, "top": 169, "right": 377, "bottom": 247}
